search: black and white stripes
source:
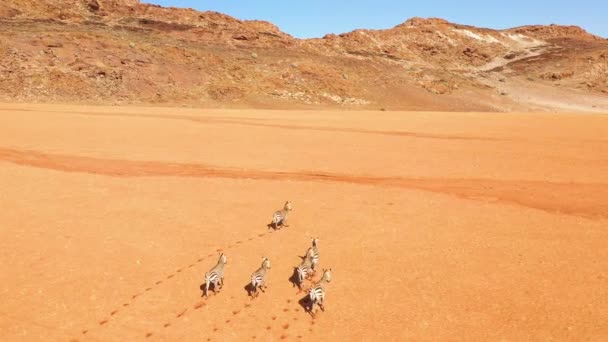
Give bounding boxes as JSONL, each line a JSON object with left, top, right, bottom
{"left": 272, "top": 201, "right": 293, "bottom": 229}
{"left": 296, "top": 248, "right": 315, "bottom": 290}
{"left": 195, "top": 200, "right": 335, "bottom": 317}
{"left": 308, "top": 269, "right": 332, "bottom": 317}
{"left": 250, "top": 257, "right": 271, "bottom": 298}
{"left": 309, "top": 238, "right": 320, "bottom": 271}
{"left": 203, "top": 253, "right": 228, "bottom": 297}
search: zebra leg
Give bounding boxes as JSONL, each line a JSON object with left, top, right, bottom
{"left": 307, "top": 299, "right": 315, "bottom": 316}
{"left": 283, "top": 218, "right": 289, "bottom": 227}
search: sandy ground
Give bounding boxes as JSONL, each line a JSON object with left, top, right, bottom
{"left": 0, "top": 103, "right": 607, "bottom": 341}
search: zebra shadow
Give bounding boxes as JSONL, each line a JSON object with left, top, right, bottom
{"left": 267, "top": 218, "right": 290, "bottom": 230}
{"left": 297, "top": 294, "right": 314, "bottom": 318}
{"left": 199, "top": 282, "right": 221, "bottom": 297}
{"left": 243, "top": 282, "right": 255, "bottom": 298}
{"left": 288, "top": 267, "right": 302, "bottom": 289}
{"left": 266, "top": 221, "right": 283, "bottom": 230}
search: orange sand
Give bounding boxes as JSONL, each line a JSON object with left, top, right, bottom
{"left": 0, "top": 103, "right": 607, "bottom": 341}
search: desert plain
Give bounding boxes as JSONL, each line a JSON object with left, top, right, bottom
{"left": 0, "top": 103, "right": 607, "bottom": 341}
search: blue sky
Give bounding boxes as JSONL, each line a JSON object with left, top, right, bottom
{"left": 148, "top": 0, "right": 607, "bottom": 38}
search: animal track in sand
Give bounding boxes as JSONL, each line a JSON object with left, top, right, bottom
{"left": 71, "top": 215, "right": 292, "bottom": 341}
{"left": 176, "top": 309, "right": 187, "bottom": 318}
{"left": 90, "top": 229, "right": 284, "bottom": 340}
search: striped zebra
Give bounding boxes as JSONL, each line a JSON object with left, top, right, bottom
{"left": 308, "top": 268, "right": 332, "bottom": 317}
{"left": 203, "top": 253, "right": 228, "bottom": 297}
{"left": 271, "top": 201, "right": 292, "bottom": 229}
{"left": 295, "top": 248, "right": 315, "bottom": 291}
{"left": 249, "top": 257, "right": 271, "bottom": 298}
{"left": 309, "top": 238, "right": 320, "bottom": 271}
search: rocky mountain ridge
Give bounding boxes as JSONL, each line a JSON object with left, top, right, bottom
{"left": 1, "top": 0, "right": 607, "bottom": 111}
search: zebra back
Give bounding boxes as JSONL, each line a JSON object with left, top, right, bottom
{"left": 252, "top": 257, "right": 271, "bottom": 284}
{"left": 207, "top": 253, "right": 228, "bottom": 278}
{"left": 310, "top": 238, "right": 320, "bottom": 268}
{"left": 296, "top": 249, "right": 315, "bottom": 285}
{"left": 309, "top": 269, "right": 332, "bottom": 304}
{"left": 273, "top": 201, "right": 292, "bottom": 225}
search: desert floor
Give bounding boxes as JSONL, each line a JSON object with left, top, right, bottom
{"left": 0, "top": 103, "right": 607, "bottom": 341}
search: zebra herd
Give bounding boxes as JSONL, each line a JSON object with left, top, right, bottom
{"left": 202, "top": 201, "right": 333, "bottom": 317}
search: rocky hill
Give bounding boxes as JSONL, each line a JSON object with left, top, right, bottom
{"left": 1, "top": 0, "right": 607, "bottom": 111}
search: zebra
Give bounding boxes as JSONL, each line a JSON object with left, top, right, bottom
{"left": 249, "top": 257, "right": 271, "bottom": 298}
{"left": 271, "top": 201, "right": 292, "bottom": 229}
{"left": 308, "top": 268, "right": 332, "bottom": 317}
{"left": 295, "top": 247, "right": 315, "bottom": 291}
{"left": 203, "top": 253, "right": 228, "bottom": 297}
{"left": 309, "top": 238, "right": 320, "bottom": 271}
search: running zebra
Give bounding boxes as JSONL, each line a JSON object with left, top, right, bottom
{"left": 249, "top": 257, "right": 271, "bottom": 298}
{"left": 271, "top": 201, "right": 292, "bottom": 229}
{"left": 308, "top": 268, "right": 331, "bottom": 317}
{"left": 295, "top": 248, "right": 315, "bottom": 291}
{"left": 203, "top": 253, "right": 228, "bottom": 297}
{"left": 308, "top": 268, "right": 332, "bottom": 317}
{"left": 309, "top": 238, "right": 320, "bottom": 271}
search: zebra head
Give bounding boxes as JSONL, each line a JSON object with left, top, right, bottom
{"left": 321, "top": 268, "right": 332, "bottom": 283}
{"left": 284, "top": 201, "right": 293, "bottom": 211}
{"left": 311, "top": 237, "right": 319, "bottom": 248}
{"left": 218, "top": 253, "right": 227, "bottom": 265}
{"left": 305, "top": 247, "right": 315, "bottom": 259}
{"left": 262, "top": 257, "right": 271, "bottom": 269}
